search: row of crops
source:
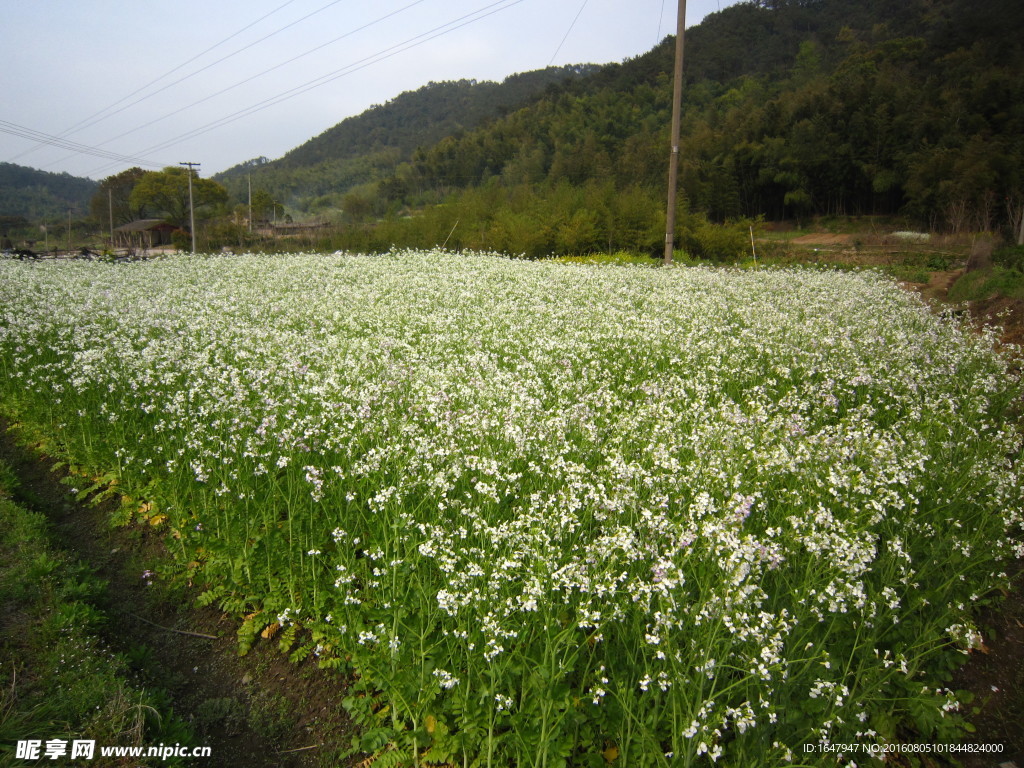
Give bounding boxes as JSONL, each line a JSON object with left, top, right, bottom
{"left": 1, "top": 250, "right": 1021, "bottom": 766}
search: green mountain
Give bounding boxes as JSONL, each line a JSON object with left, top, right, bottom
{"left": 0, "top": 162, "right": 97, "bottom": 220}
{"left": 388, "top": 0, "right": 1022, "bottom": 254}
{"left": 212, "top": 0, "right": 1024, "bottom": 257}
{"left": 213, "top": 66, "right": 598, "bottom": 212}
{"left": 395, "top": 0, "right": 1022, "bottom": 220}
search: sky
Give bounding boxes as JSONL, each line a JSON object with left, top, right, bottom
{"left": 2, "top": 0, "right": 736, "bottom": 180}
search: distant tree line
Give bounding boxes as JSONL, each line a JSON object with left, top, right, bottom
{"left": 0, "top": 162, "right": 96, "bottom": 220}
{"left": 89, "top": 166, "right": 229, "bottom": 231}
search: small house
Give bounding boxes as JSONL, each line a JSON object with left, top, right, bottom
{"left": 113, "top": 219, "right": 177, "bottom": 249}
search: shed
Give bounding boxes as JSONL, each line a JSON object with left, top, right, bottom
{"left": 113, "top": 219, "right": 177, "bottom": 249}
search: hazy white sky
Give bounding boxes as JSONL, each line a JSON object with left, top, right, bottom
{"left": 2, "top": 0, "right": 735, "bottom": 179}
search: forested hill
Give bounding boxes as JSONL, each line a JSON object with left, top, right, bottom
{"left": 215, "top": 0, "right": 1024, "bottom": 252}
{"left": 282, "top": 66, "right": 600, "bottom": 168}
{"left": 213, "top": 66, "right": 597, "bottom": 210}
{"left": 0, "top": 162, "right": 97, "bottom": 219}
{"left": 311, "top": 0, "right": 1018, "bottom": 256}
{"left": 405, "top": 0, "right": 1022, "bottom": 219}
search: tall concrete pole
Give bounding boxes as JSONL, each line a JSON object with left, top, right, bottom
{"left": 664, "top": 0, "right": 687, "bottom": 264}
{"left": 180, "top": 162, "right": 200, "bottom": 253}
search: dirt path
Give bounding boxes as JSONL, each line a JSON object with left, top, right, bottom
{"left": 903, "top": 268, "right": 1024, "bottom": 351}
{"left": 789, "top": 233, "right": 855, "bottom": 246}
{"left": 949, "top": 567, "right": 1024, "bottom": 768}
{"left": 913, "top": 268, "right": 964, "bottom": 303}
{"left": 0, "top": 420, "right": 355, "bottom": 768}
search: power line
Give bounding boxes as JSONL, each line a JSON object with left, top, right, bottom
{"left": 65, "top": 0, "right": 345, "bottom": 141}
{"left": 0, "top": 120, "right": 168, "bottom": 170}
{"left": 86, "top": 0, "right": 530, "bottom": 177}
{"left": 12, "top": 0, "right": 302, "bottom": 165}
{"left": 549, "top": 0, "right": 590, "bottom": 66}
{"left": 39, "top": 0, "right": 355, "bottom": 173}
{"left": 78, "top": 0, "right": 431, "bottom": 164}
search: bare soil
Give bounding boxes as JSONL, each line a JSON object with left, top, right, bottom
{"left": 905, "top": 268, "right": 1024, "bottom": 349}
{"left": 789, "top": 233, "right": 856, "bottom": 246}
{"left": 948, "top": 567, "right": 1024, "bottom": 768}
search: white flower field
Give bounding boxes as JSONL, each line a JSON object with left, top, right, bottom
{"left": 1, "top": 250, "right": 1021, "bottom": 766}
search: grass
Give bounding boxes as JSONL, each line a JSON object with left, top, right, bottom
{"left": 0, "top": 249, "right": 1021, "bottom": 766}
{"left": 0, "top": 460, "right": 194, "bottom": 767}
{"left": 882, "top": 264, "right": 934, "bottom": 284}
{"left": 949, "top": 265, "right": 1024, "bottom": 303}
{"left": 551, "top": 251, "right": 661, "bottom": 266}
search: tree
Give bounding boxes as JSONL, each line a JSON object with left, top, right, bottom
{"left": 250, "top": 188, "right": 275, "bottom": 221}
{"left": 342, "top": 191, "right": 372, "bottom": 223}
{"left": 129, "top": 167, "right": 228, "bottom": 229}
{"left": 90, "top": 167, "right": 148, "bottom": 227}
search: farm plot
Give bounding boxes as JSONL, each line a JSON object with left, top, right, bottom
{"left": 0, "top": 250, "right": 1021, "bottom": 766}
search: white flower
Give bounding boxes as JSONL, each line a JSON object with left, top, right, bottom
{"left": 432, "top": 668, "right": 460, "bottom": 689}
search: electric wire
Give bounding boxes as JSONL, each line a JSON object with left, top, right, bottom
{"left": 548, "top": 0, "right": 590, "bottom": 66}
{"left": 0, "top": 121, "right": 168, "bottom": 169}
{"left": 80, "top": 0, "right": 431, "bottom": 161}
{"left": 86, "top": 0, "right": 530, "bottom": 177}
{"left": 39, "top": 0, "right": 355, "bottom": 172}
{"left": 10, "top": 0, "right": 301, "bottom": 164}
{"left": 65, "top": 0, "right": 345, "bottom": 139}
{"left": 9, "top": 2, "right": 690, "bottom": 178}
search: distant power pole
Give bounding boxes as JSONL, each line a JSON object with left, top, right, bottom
{"left": 180, "top": 161, "right": 200, "bottom": 253}
{"left": 664, "top": 0, "right": 687, "bottom": 264}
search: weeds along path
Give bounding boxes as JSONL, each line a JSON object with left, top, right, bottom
{"left": 902, "top": 267, "right": 1024, "bottom": 765}
{"left": 0, "top": 417, "right": 355, "bottom": 768}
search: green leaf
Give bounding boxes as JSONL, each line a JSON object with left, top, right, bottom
{"left": 359, "top": 726, "right": 396, "bottom": 753}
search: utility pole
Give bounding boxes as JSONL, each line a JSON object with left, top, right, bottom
{"left": 664, "top": 0, "right": 687, "bottom": 264}
{"left": 180, "top": 161, "right": 200, "bottom": 253}
{"left": 248, "top": 174, "right": 253, "bottom": 233}
{"left": 108, "top": 187, "right": 114, "bottom": 250}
